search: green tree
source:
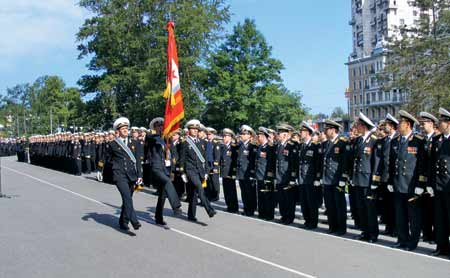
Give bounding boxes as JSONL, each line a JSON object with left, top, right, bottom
{"left": 77, "top": 0, "right": 230, "bottom": 128}
{"left": 330, "top": 107, "right": 349, "bottom": 120}
{"left": 381, "top": 0, "right": 450, "bottom": 113}
{"left": 0, "top": 76, "right": 86, "bottom": 135}
{"left": 202, "top": 19, "right": 307, "bottom": 130}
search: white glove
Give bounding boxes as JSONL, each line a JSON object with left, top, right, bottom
{"left": 165, "top": 160, "right": 171, "bottom": 167}
{"left": 387, "top": 185, "right": 394, "bottom": 192}
{"left": 289, "top": 181, "right": 296, "bottom": 185}
{"left": 181, "top": 174, "right": 188, "bottom": 183}
{"left": 338, "top": 181, "right": 346, "bottom": 187}
{"left": 414, "top": 187, "right": 424, "bottom": 196}
{"left": 370, "top": 185, "right": 378, "bottom": 190}
{"left": 426, "top": 186, "right": 434, "bottom": 197}
{"left": 320, "top": 179, "right": 323, "bottom": 185}
{"left": 204, "top": 174, "right": 208, "bottom": 181}
{"left": 313, "top": 180, "right": 321, "bottom": 187}
{"left": 136, "top": 178, "right": 143, "bottom": 185}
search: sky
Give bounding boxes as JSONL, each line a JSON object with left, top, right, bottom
{"left": 0, "top": 0, "right": 352, "bottom": 115}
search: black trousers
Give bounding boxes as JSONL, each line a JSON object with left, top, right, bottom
{"left": 173, "top": 174, "right": 186, "bottom": 199}
{"left": 348, "top": 185, "right": 360, "bottom": 228}
{"left": 299, "top": 184, "right": 318, "bottom": 228}
{"left": 187, "top": 173, "right": 214, "bottom": 219}
{"left": 380, "top": 183, "right": 396, "bottom": 234}
{"left": 155, "top": 180, "right": 181, "bottom": 222}
{"left": 239, "top": 179, "right": 257, "bottom": 216}
{"left": 114, "top": 175, "right": 138, "bottom": 226}
{"left": 222, "top": 177, "right": 239, "bottom": 213}
{"left": 257, "top": 180, "right": 275, "bottom": 220}
{"left": 323, "top": 186, "right": 347, "bottom": 233}
{"left": 421, "top": 193, "right": 435, "bottom": 241}
{"left": 83, "top": 157, "right": 91, "bottom": 173}
{"left": 73, "top": 158, "right": 82, "bottom": 176}
{"left": 142, "top": 163, "right": 151, "bottom": 186}
{"left": 434, "top": 191, "right": 450, "bottom": 253}
{"left": 278, "top": 184, "right": 297, "bottom": 224}
{"left": 355, "top": 186, "right": 379, "bottom": 240}
{"left": 206, "top": 173, "right": 220, "bottom": 201}
{"left": 394, "top": 193, "right": 422, "bottom": 248}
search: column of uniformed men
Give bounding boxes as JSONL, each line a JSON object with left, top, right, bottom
{"left": 11, "top": 108, "right": 450, "bottom": 258}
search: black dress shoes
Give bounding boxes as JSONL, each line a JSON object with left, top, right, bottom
{"left": 392, "top": 243, "right": 406, "bottom": 249}
{"left": 173, "top": 207, "right": 183, "bottom": 216}
{"left": 188, "top": 216, "right": 198, "bottom": 222}
{"left": 131, "top": 222, "right": 141, "bottom": 230}
{"left": 155, "top": 219, "right": 167, "bottom": 226}
{"left": 208, "top": 210, "right": 217, "bottom": 218}
{"left": 119, "top": 223, "right": 129, "bottom": 231}
{"left": 431, "top": 249, "right": 449, "bottom": 256}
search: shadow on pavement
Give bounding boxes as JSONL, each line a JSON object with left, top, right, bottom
{"left": 82, "top": 212, "right": 136, "bottom": 236}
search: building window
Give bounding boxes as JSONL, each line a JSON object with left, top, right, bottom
{"left": 354, "top": 95, "right": 357, "bottom": 104}
{"left": 371, "top": 92, "right": 376, "bottom": 102}
{"left": 385, "top": 91, "right": 390, "bottom": 101}
{"left": 353, "top": 81, "right": 356, "bottom": 90}
{"left": 378, "top": 92, "right": 383, "bottom": 101}
{"left": 359, "top": 81, "right": 362, "bottom": 89}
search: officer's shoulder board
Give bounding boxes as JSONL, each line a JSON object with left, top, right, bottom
{"left": 339, "top": 136, "right": 348, "bottom": 142}
{"left": 370, "top": 134, "right": 378, "bottom": 140}
{"left": 414, "top": 134, "right": 424, "bottom": 140}
{"left": 312, "top": 141, "right": 319, "bottom": 145}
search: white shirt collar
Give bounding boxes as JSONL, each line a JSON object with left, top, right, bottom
{"left": 362, "top": 131, "right": 371, "bottom": 142}
{"left": 403, "top": 131, "right": 413, "bottom": 140}
{"left": 304, "top": 138, "right": 311, "bottom": 145}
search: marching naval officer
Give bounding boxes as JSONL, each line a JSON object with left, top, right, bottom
{"left": 108, "top": 117, "right": 142, "bottom": 231}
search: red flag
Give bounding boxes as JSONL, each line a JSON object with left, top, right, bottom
{"left": 162, "top": 21, "right": 185, "bottom": 138}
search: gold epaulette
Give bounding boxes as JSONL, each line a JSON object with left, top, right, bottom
{"left": 371, "top": 134, "right": 378, "bottom": 140}
{"left": 339, "top": 136, "right": 348, "bottom": 142}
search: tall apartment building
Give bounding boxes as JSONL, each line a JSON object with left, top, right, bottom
{"left": 346, "top": 0, "right": 426, "bottom": 122}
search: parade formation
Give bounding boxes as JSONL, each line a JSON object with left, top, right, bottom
{"left": 3, "top": 107, "right": 450, "bottom": 259}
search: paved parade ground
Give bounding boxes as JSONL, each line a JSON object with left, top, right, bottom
{"left": 0, "top": 156, "right": 449, "bottom": 278}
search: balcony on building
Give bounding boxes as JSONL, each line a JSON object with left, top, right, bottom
{"left": 349, "top": 17, "right": 356, "bottom": 25}
{"left": 385, "top": 1, "right": 398, "bottom": 10}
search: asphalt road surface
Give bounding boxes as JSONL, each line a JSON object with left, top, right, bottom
{"left": 0, "top": 156, "right": 449, "bottom": 278}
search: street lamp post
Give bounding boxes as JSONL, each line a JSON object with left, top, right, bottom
{"left": 0, "top": 125, "right": 11, "bottom": 199}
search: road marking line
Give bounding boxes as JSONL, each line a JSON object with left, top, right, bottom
{"left": 6, "top": 163, "right": 450, "bottom": 264}
{"left": 4, "top": 166, "right": 316, "bottom": 278}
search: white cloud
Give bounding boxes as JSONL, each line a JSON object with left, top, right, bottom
{"left": 0, "top": 0, "right": 89, "bottom": 59}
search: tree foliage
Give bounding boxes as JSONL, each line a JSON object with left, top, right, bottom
{"left": 76, "top": 0, "right": 230, "bottom": 128}
{"left": 381, "top": 0, "right": 450, "bottom": 113}
{"left": 202, "top": 19, "right": 308, "bottom": 130}
{"left": 0, "top": 76, "right": 85, "bottom": 136}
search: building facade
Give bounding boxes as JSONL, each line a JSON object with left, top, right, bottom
{"left": 346, "top": 0, "right": 427, "bottom": 122}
